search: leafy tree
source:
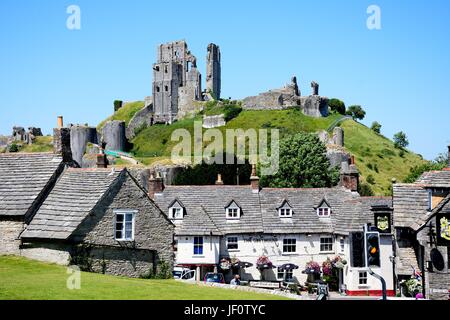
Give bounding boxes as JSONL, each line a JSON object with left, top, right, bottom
{"left": 260, "top": 133, "right": 340, "bottom": 188}
{"left": 366, "top": 174, "right": 376, "bottom": 185}
{"left": 346, "top": 105, "right": 366, "bottom": 120}
{"left": 328, "top": 98, "right": 346, "bottom": 115}
{"left": 393, "top": 131, "right": 409, "bottom": 149}
{"left": 371, "top": 121, "right": 382, "bottom": 134}
{"left": 358, "top": 182, "right": 374, "bottom": 196}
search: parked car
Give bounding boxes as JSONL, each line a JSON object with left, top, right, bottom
{"left": 173, "top": 267, "right": 196, "bottom": 281}
{"left": 204, "top": 272, "right": 225, "bottom": 284}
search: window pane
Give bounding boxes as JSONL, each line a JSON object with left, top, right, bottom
{"left": 125, "top": 230, "right": 132, "bottom": 239}
{"left": 125, "top": 214, "right": 133, "bottom": 222}
{"left": 116, "top": 214, "right": 124, "bottom": 222}
{"left": 116, "top": 231, "right": 122, "bottom": 239}
{"left": 115, "top": 222, "right": 123, "bottom": 231}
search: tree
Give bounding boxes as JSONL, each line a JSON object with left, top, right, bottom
{"left": 404, "top": 153, "right": 448, "bottom": 183}
{"left": 371, "top": 121, "right": 382, "bottom": 134}
{"left": 393, "top": 131, "right": 409, "bottom": 149}
{"left": 346, "top": 105, "right": 366, "bottom": 120}
{"left": 260, "top": 132, "right": 340, "bottom": 188}
{"left": 328, "top": 98, "right": 346, "bottom": 115}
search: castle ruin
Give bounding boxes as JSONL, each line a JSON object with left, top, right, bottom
{"left": 152, "top": 41, "right": 222, "bottom": 124}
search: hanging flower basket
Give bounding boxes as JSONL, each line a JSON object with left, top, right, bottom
{"left": 303, "top": 261, "right": 321, "bottom": 274}
{"left": 219, "top": 258, "right": 232, "bottom": 270}
{"left": 256, "top": 255, "right": 273, "bottom": 270}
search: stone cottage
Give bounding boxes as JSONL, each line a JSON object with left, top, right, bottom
{"left": 0, "top": 153, "right": 65, "bottom": 255}
{"left": 150, "top": 163, "right": 396, "bottom": 296}
{"left": 20, "top": 167, "right": 174, "bottom": 277}
{"left": 393, "top": 148, "right": 450, "bottom": 300}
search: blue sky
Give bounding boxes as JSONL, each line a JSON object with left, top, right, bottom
{"left": 0, "top": 0, "right": 449, "bottom": 160}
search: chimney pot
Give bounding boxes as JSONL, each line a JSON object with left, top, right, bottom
{"left": 148, "top": 171, "right": 164, "bottom": 200}
{"left": 250, "top": 164, "right": 260, "bottom": 193}
{"left": 96, "top": 153, "right": 107, "bottom": 168}
{"left": 57, "top": 116, "right": 64, "bottom": 129}
{"left": 216, "top": 174, "right": 224, "bottom": 185}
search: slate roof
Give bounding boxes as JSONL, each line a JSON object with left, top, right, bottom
{"left": 155, "top": 186, "right": 264, "bottom": 235}
{"left": 155, "top": 186, "right": 387, "bottom": 236}
{"left": 393, "top": 184, "right": 429, "bottom": 228}
{"left": 416, "top": 169, "right": 450, "bottom": 188}
{"left": 0, "top": 153, "right": 63, "bottom": 217}
{"left": 410, "top": 194, "right": 450, "bottom": 232}
{"left": 21, "top": 168, "right": 123, "bottom": 240}
{"left": 396, "top": 246, "right": 419, "bottom": 276}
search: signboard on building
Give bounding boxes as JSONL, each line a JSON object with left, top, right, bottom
{"left": 374, "top": 212, "right": 391, "bottom": 234}
{"left": 436, "top": 212, "right": 450, "bottom": 246}
{"left": 249, "top": 281, "right": 281, "bottom": 289}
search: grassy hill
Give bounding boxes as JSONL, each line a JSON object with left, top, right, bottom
{"left": 0, "top": 256, "right": 286, "bottom": 300}
{"left": 100, "top": 103, "right": 426, "bottom": 195}
{"left": 98, "top": 101, "right": 145, "bottom": 129}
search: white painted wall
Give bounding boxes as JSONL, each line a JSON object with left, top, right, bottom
{"left": 176, "top": 233, "right": 395, "bottom": 294}
{"left": 175, "top": 235, "right": 220, "bottom": 265}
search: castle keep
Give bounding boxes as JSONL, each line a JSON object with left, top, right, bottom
{"left": 152, "top": 41, "right": 221, "bottom": 124}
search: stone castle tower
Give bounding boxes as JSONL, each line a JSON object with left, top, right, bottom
{"left": 152, "top": 40, "right": 202, "bottom": 123}
{"left": 206, "top": 43, "right": 221, "bottom": 100}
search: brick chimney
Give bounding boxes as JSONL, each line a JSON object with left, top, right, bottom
{"left": 53, "top": 116, "right": 73, "bottom": 163}
{"left": 215, "top": 174, "right": 224, "bottom": 185}
{"left": 148, "top": 171, "right": 164, "bottom": 200}
{"left": 340, "top": 156, "right": 359, "bottom": 192}
{"left": 250, "top": 164, "right": 260, "bottom": 193}
{"left": 96, "top": 141, "right": 108, "bottom": 168}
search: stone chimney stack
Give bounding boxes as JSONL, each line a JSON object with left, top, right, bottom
{"left": 250, "top": 164, "right": 260, "bottom": 193}
{"left": 96, "top": 145, "right": 107, "bottom": 169}
{"left": 53, "top": 116, "right": 73, "bottom": 163}
{"left": 215, "top": 174, "right": 224, "bottom": 185}
{"left": 340, "top": 156, "right": 359, "bottom": 192}
{"left": 148, "top": 171, "right": 164, "bottom": 200}
{"left": 57, "top": 116, "right": 64, "bottom": 129}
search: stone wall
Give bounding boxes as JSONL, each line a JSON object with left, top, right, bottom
{"left": 126, "top": 103, "right": 154, "bottom": 139}
{"left": 0, "top": 218, "right": 24, "bottom": 255}
{"left": 299, "top": 96, "right": 329, "bottom": 117}
{"left": 71, "top": 173, "right": 174, "bottom": 277}
{"left": 203, "top": 114, "right": 226, "bottom": 128}
{"left": 101, "top": 121, "right": 126, "bottom": 151}
{"left": 20, "top": 242, "right": 71, "bottom": 265}
{"left": 417, "top": 224, "right": 450, "bottom": 300}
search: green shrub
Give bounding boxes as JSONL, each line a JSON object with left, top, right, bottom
{"left": 8, "top": 143, "right": 20, "bottom": 153}
{"left": 358, "top": 183, "right": 374, "bottom": 196}
{"left": 328, "top": 98, "right": 346, "bottom": 115}
{"left": 366, "top": 175, "right": 376, "bottom": 185}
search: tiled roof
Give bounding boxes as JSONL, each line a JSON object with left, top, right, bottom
{"left": 21, "top": 168, "right": 123, "bottom": 240}
{"left": 410, "top": 194, "right": 450, "bottom": 231}
{"left": 396, "top": 246, "right": 419, "bottom": 276}
{"left": 155, "top": 186, "right": 386, "bottom": 236}
{"left": 416, "top": 169, "right": 450, "bottom": 187}
{"left": 0, "top": 153, "right": 63, "bottom": 217}
{"left": 155, "top": 186, "right": 264, "bottom": 235}
{"left": 393, "top": 184, "right": 429, "bottom": 228}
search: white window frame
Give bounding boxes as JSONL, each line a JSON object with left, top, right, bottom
{"left": 170, "top": 206, "right": 184, "bottom": 220}
{"left": 340, "top": 238, "right": 345, "bottom": 253}
{"left": 193, "top": 236, "right": 204, "bottom": 256}
{"left": 359, "top": 271, "right": 368, "bottom": 285}
{"left": 317, "top": 207, "right": 331, "bottom": 217}
{"left": 283, "top": 238, "right": 297, "bottom": 254}
{"left": 277, "top": 267, "right": 293, "bottom": 281}
{"left": 320, "top": 236, "right": 334, "bottom": 253}
{"left": 227, "top": 236, "right": 239, "bottom": 251}
{"left": 427, "top": 189, "right": 432, "bottom": 211}
{"left": 114, "top": 210, "right": 136, "bottom": 241}
{"left": 226, "top": 203, "right": 241, "bottom": 220}
{"left": 279, "top": 208, "right": 293, "bottom": 218}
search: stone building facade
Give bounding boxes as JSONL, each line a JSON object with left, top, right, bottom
{"left": 21, "top": 168, "right": 175, "bottom": 278}
{"left": 393, "top": 149, "right": 450, "bottom": 300}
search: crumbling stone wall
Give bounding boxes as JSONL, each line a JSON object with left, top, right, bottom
{"left": 206, "top": 43, "right": 221, "bottom": 100}
{"left": 101, "top": 121, "right": 126, "bottom": 151}
{"left": 203, "top": 114, "right": 226, "bottom": 128}
{"left": 126, "top": 103, "right": 154, "bottom": 139}
{"left": 70, "top": 125, "right": 99, "bottom": 166}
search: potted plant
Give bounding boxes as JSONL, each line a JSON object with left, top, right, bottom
{"left": 303, "top": 261, "right": 321, "bottom": 283}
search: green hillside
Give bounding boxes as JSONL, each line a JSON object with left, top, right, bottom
{"left": 100, "top": 103, "right": 426, "bottom": 195}
{"left": 98, "top": 101, "right": 145, "bottom": 129}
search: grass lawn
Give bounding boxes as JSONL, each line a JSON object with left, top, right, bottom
{"left": 98, "top": 101, "right": 145, "bottom": 129}
{"left": 0, "top": 256, "right": 287, "bottom": 300}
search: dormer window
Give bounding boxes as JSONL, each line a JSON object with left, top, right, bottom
{"left": 225, "top": 201, "right": 241, "bottom": 220}
{"left": 315, "top": 199, "right": 331, "bottom": 217}
{"left": 169, "top": 199, "right": 185, "bottom": 220}
{"left": 278, "top": 200, "right": 293, "bottom": 218}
